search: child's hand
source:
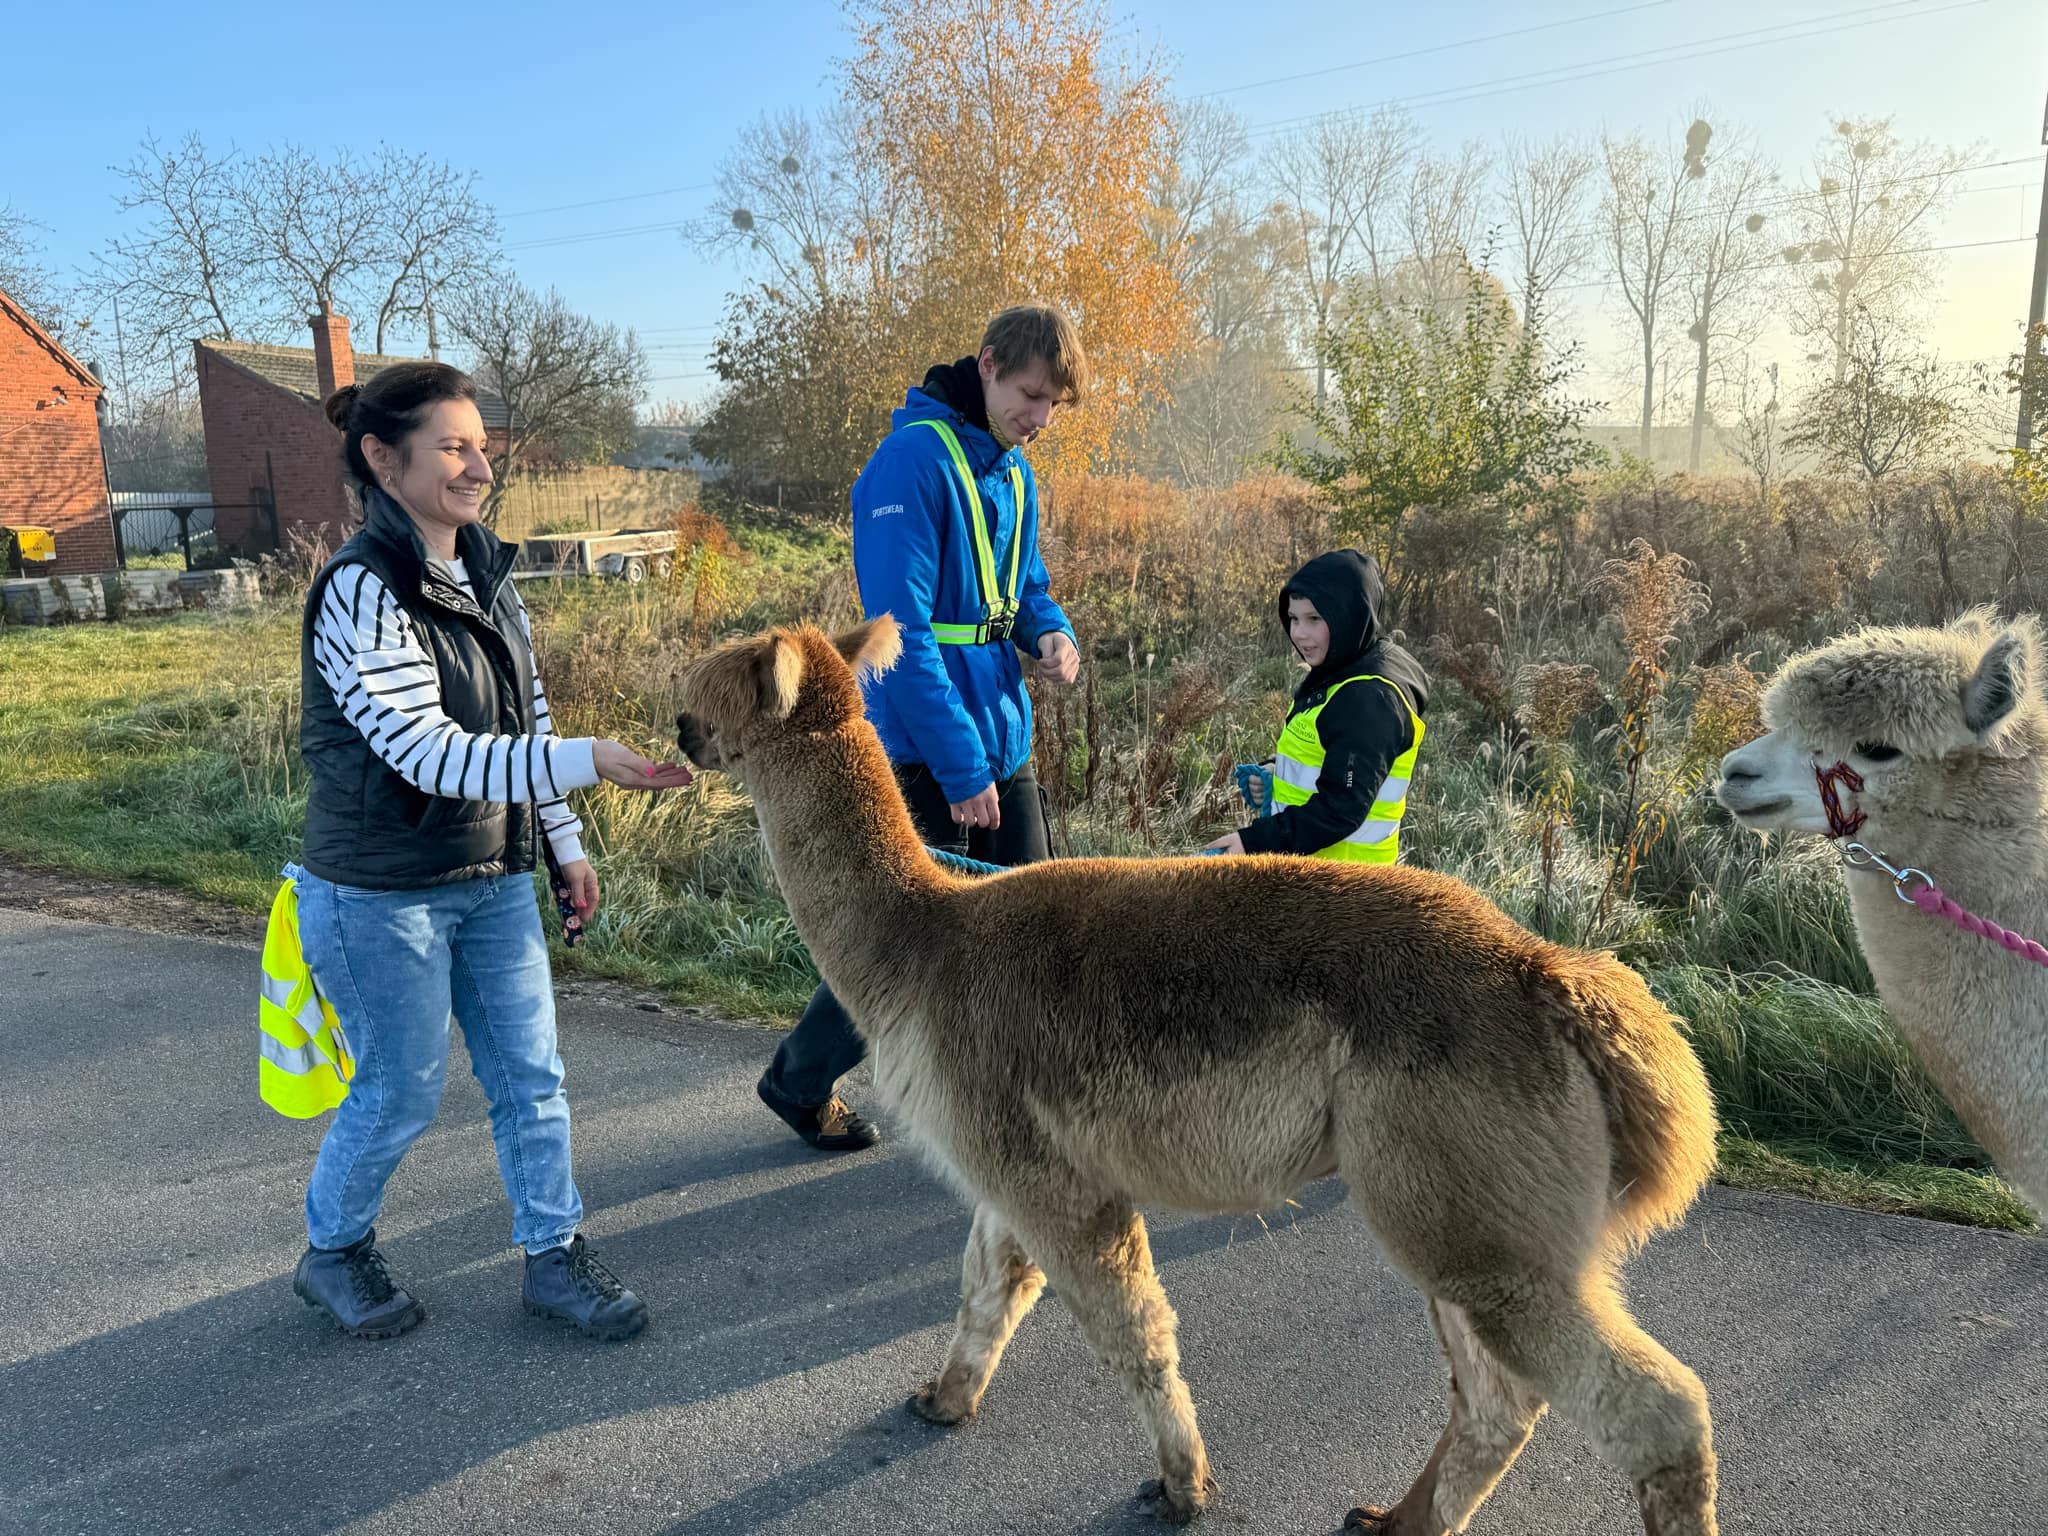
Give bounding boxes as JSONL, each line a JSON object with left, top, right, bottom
{"left": 1202, "top": 832, "right": 1246, "bottom": 856}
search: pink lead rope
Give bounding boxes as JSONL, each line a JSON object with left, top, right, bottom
{"left": 1817, "top": 761, "right": 2048, "bottom": 971}
{"left": 1905, "top": 881, "right": 2048, "bottom": 970}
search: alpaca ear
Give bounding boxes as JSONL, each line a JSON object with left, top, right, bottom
{"left": 683, "top": 630, "right": 802, "bottom": 723}
{"left": 755, "top": 633, "right": 803, "bottom": 718}
{"left": 1963, "top": 631, "right": 2030, "bottom": 737}
{"left": 832, "top": 615, "right": 902, "bottom": 681}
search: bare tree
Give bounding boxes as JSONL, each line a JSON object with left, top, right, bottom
{"left": 448, "top": 282, "right": 649, "bottom": 520}
{"left": 85, "top": 133, "right": 272, "bottom": 386}
{"left": 1499, "top": 133, "right": 1597, "bottom": 328}
{"left": 697, "top": 111, "right": 860, "bottom": 309}
{"left": 1151, "top": 98, "right": 1250, "bottom": 292}
{"left": 1399, "top": 140, "right": 1492, "bottom": 314}
{"left": 1717, "top": 358, "right": 1785, "bottom": 531}
{"left": 1786, "top": 308, "right": 1958, "bottom": 537}
{"left": 1679, "top": 136, "right": 1776, "bottom": 471}
{"left": 1785, "top": 116, "right": 1970, "bottom": 382}
{"left": 1601, "top": 121, "right": 1709, "bottom": 456}
{"left": 367, "top": 147, "right": 500, "bottom": 356}
{"left": 1262, "top": 108, "right": 1416, "bottom": 401}
{"left": 0, "top": 203, "right": 77, "bottom": 340}
{"left": 241, "top": 143, "right": 386, "bottom": 318}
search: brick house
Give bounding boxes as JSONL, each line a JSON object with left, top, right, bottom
{"left": 0, "top": 285, "right": 118, "bottom": 577}
{"left": 195, "top": 304, "right": 512, "bottom": 557}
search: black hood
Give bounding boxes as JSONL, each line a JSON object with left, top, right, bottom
{"left": 917, "top": 356, "right": 992, "bottom": 436}
{"left": 1279, "top": 549, "right": 1430, "bottom": 714}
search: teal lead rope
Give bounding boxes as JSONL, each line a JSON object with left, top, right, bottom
{"left": 926, "top": 845, "right": 1008, "bottom": 877}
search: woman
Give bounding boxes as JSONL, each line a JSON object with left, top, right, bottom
{"left": 1205, "top": 549, "right": 1430, "bottom": 862}
{"left": 290, "top": 362, "right": 690, "bottom": 1342}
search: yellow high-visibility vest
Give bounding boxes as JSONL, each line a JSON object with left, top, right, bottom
{"left": 259, "top": 877, "right": 354, "bottom": 1118}
{"left": 913, "top": 419, "right": 1026, "bottom": 646}
{"left": 1270, "top": 673, "right": 1425, "bottom": 863}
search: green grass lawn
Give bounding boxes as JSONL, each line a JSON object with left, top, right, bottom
{"left": 0, "top": 600, "right": 2033, "bottom": 1231}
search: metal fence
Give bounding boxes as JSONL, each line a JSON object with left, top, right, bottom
{"left": 109, "top": 492, "right": 219, "bottom": 568}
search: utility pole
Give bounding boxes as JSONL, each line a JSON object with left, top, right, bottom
{"left": 2020, "top": 89, "right": 2048, "bottom": 453}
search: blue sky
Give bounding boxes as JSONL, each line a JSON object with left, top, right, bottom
{"left": 8, "top": 0, "right": 2044, "bottom": 409}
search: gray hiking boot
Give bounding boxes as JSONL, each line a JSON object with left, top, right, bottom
{"left": 293, "top": 1229, "right": 426, "bottom": 1339}
{"left": 523, "top": 1234, "right": 647, "bottom": 1342}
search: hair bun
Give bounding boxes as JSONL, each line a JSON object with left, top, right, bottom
{"left": 323, "top": 382, "right": 362, "bottom": 429}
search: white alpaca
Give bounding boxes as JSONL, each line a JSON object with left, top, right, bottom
{"left": 1716, "top": 610, "right": 2047, "bottom": 1210}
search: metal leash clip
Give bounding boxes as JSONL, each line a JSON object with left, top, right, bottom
{"left": 1839, "top": 841, "right": 1935, "bottom": 905}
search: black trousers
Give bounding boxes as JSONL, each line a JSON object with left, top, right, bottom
{"left": 762, "top": 762, "right": 1050, "bottom": 1107}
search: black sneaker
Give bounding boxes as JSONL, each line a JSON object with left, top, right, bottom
{"left": 293, "top": 1229, "right": 426, "bottom": 1340}
{"left": 523, "top": 1235, "right": 647, "bottom": 1342}
{"left": 757, "top": 1071, "right": 880, "bottom": 1152}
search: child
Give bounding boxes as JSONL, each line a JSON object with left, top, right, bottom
{"left": 1206, "top": 549, "right": 1429, "bottom": 862}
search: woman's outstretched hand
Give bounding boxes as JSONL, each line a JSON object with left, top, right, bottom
{"left": 594, "top": 739, "right": 694, "bottom": 790}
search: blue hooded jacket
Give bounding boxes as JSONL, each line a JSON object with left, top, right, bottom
{"left": 852, "top": 366, "right": 1072, "bottom": 803}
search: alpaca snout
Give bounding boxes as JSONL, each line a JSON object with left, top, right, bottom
{"left": 676, "top": 713, "right": 721, "bottom": 771}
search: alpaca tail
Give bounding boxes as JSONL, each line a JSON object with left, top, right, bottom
{"left": 1543, "top": 949, "right": 1720, "bottom": 1252}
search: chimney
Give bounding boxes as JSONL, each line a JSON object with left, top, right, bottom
{"left": 310, "top": 300, "right": 354, "bottom": 399}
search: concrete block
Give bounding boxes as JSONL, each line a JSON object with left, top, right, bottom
{"left": 176, "top": 567, "right": 264, "bottom": 611}
{"left": 1, "top": 578, "right": 64, "bottom": 626}
{"left": 101, "top": 570, "right": 185, "bottom": 618}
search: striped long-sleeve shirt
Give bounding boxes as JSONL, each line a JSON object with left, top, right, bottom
{"left": 311, "top": 560, "right": 596, "bottom": 867}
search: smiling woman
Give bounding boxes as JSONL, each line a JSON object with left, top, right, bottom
{"left": 281, "top": 363, "right": 693, "bottom": 1345}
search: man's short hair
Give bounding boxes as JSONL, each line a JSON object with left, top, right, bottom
{"left": 981, "top": 305, "right": 1090, "bottom": 406}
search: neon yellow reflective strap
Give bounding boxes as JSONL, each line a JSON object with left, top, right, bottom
{"left": 914, "top": 419, "right": 1025, "bottom": 644}
{"left": 1268, "top": 673, "right": 1426, "bottom": 865}
{"left": 258, "top": 878, "right": 354, "bottom": 1118}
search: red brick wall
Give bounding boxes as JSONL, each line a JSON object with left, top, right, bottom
{"left": 195, "top": 345, "right": 356, "bottom": 557}
{"left": 0, "top": 314, "right": 117, "bottom": 577}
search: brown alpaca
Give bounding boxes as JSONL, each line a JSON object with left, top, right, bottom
{"left": 678, "top": 618, "right": 1722, "bottom": 1535}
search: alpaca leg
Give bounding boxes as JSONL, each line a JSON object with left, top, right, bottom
{"left": 1456, "top": 1273, "right": 1717, "bottom": 1536}
{"left": 1026, "top": 1202, "right": 1215, "bottom": 1525}
{"left": 1343, "top": 1300, "right": 1547, "bottom": 1536}
{"left": 909, "top": 1201, "right": 1046, "bottom": 1425}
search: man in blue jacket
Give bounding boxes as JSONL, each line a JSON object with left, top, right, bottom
{"left": 757, "top": 305, "right": 1086, "bottom": 1151}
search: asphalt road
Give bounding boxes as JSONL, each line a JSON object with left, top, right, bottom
{"left": 2, "top": 907, "right": 2042, "bottom": 1536}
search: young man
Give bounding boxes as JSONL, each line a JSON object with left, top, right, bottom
{"left": 756, "top": 305, "right": 1086, "bottom": 1151}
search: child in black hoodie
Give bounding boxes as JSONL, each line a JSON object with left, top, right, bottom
{"left": 1206, "top": 549, "right": 1430, "bottom": 862}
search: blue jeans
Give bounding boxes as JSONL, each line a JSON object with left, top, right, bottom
{"left": 295, "top": 867, "right": 582, "bottom": 1256}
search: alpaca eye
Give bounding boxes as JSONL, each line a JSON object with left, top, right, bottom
{"left": 1854, "top": 741, "right": 1902, "bottom": 763}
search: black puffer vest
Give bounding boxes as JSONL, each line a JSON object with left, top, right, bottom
{"left": 299, "top": 487, "right": 538, "bottom": 889}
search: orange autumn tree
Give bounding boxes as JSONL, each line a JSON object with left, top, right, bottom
{"left": 845, "top": 0, "right": 1192, "bottom": 473}
{"left": 697, "top": 0, "right": 1193, "bottom": 502}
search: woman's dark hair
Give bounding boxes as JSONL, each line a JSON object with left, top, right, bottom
{"left": 324, "top": 362, "right": 479, "bottom": 487}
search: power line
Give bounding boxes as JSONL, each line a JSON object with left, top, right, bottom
{"left": 1245, "top": 0, "right": 1992, "bottom": 140}
{"left": 1194, "top": 0, "right": 1681, "bottom": 100}
{"left": 500, "top": 181, "right": 716, "bottom": 221}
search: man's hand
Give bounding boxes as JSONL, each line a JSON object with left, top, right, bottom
{"left": 950, "top": 784, "right": 1001, "bottom": 831}
{"left": 559, "top": 857, "right": 600, "bottom": 918}
{"left": 1202, "top": 832, "right": 1246, "bottom": 856}
{"left": 1035, "top": 631, "right": 1080, "bottom": 686}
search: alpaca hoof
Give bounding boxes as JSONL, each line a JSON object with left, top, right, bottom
{"left": 906, "top": 1380, "right": 973, "bottom": 1427}
{"left": 1135, "top": 1473, "right": 1218, "bottom": 1524}
{"left": 1343, "top": 1508, "right": 1394, "bottom": 1533}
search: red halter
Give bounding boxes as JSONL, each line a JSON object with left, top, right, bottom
{"left": 1814, "top": 760, "right": 1867, "bottom": 840}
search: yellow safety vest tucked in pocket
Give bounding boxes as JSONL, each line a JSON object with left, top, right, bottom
{"left": 259, "top": 875, "right": 354, "bottom": 1118}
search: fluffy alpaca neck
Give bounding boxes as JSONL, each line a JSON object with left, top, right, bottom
{"left": 1846, "top": 759, "right": 2048, "bottom": 1200}
{"left": 749, "top": 719, "right": 944, "bottom": 1039}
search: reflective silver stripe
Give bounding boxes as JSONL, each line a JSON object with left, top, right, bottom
{"left": 1375, "top": 773, "right": 1411, "bottom": 799}
{"left": 259, "top": 972, "right": 325, "bottom": 1040}
{"left": 1343, "top": 819, "right": 1400, "bottom": 845}
{"left": 259, "top": 1030, "right": 328, "bottom": 1076}
{"left": 1273, "top": 755, "right": 1318, "bottom": 791}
